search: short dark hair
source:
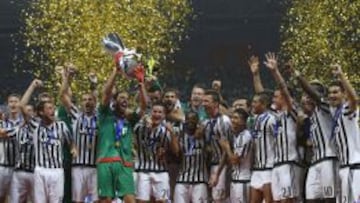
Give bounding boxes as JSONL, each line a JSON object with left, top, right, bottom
{"left": 163, "top": 88, "right": 179, "bottom": 97}
{"left": 7, "top": 93, "right": 21, "bottom": 100}
{"left": 233, "top": 98, "right": 250, "bottom": 107}
{"left": 36, "top": 100, "right": 53, "bottom": 113}
{"left": 192, "top": 83, "right": 206, "bottom": 90}
{"left": 204, "top": 89, "right": 221, "bottom": 103}
{"left": 233, "top": 108, "right": 249, "bottom": 122}
{"left": 112, "top": 90, "right": 128, "bottom": 101}
{"left": 254, "top": 92, "right": 272, "bottom": 108}
{"left": 38, "top": 92, "right": 51, "bottom": 100}
{"left": 151, "top": 101, "right": 166, "bottom": 109}
{"left": 310, "top": 81, "right": 327, "bottom": 97}
{"left": 329, "top": 80, "right": 345, "bottom": 92}
{"left": 185, "top": 110, "right": 199, "bottom": 122}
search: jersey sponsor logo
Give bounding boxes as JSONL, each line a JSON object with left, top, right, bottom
{"left": 39, "top": 135, "right": 61, "bottom": 146}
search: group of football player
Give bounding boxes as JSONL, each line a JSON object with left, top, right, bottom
{"left": 0, "top": 52, "right": 359, "bottom": 203}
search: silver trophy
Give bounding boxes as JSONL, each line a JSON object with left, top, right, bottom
{"left": 102, "top": 33, "right": 141, "bottom": 78}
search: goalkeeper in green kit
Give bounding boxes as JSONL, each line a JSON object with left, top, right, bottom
{"left": 98, "top": 33, "right": 147, "bottom": 203}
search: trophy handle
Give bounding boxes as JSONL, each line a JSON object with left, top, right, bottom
{"left": 108, "top": 33, "right": 125, "bottom": 50}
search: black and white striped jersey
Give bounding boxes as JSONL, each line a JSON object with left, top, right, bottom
{"left": 0, "top": 119, "right": 19, "bottom": 167}
{"left": 69, "top": 105, "right": 97, "bottom": 167}
{"left": 134, "top": 121, "right": 171, "bottom": 172}
{"left": 274, "top": 106, "right": 300, "bottom": 164}
{"left": 29, "top": 118, "right": 73, "bottom": 168}
{"left": 5, "top": 124, "right": 36, "bottom": 172}
{"left": 251, "top": 112, "right": 276, "bottom": 170}
{"left": 309, "top": 101, "right": 337, "bottom": 163}
{"left": 331, "top": 103, "right": 360, "bottom": 166}
{"left": 203, "top": 114, "right": 232, "bottom": 165}
{"left": 231, "top": 129, "right": 252, "bottom": 182}
{"left": 176, "top": 132, "right": 208, "bottom": 183}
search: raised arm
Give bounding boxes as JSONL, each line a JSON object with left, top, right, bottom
{"left": 134, "top": 64, "right": 148, "bottom": 116}
{"left": 59, "top": 67, "right": 74, "bottom": 110}
{"left": 248, "top": 55, "right": 264, "bottom": 93}
{"left": 20, "top": 79, "right": 43, "bottom": 119}
{"left": 332, "top": 64, "right": 359, "bottom": 112}
{"left": 88, "top": 71, "right": 98, "bottom": 102}
{"left": 102, "top": 67, "right": 119, "bottom": 106}
{"left": 291, "top": 68, "right": 322, "bottom": 104}
{"left": 20, "top": 79, "right": 43, "bottom": 107}
{"left": 264, "top": 53, "right": 293, "bottom": 111}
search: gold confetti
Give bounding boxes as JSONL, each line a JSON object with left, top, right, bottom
{"left": 281, "top": 0, "right": 360, "bottom": 89}
{"left": 16, "top": 0, "right": 193, "bottom": 98}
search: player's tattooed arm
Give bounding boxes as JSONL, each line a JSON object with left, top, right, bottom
{"left": 332, "top": 64, "right": 359, "bottom": 112}
{"left": 248, "top": 55, "right": 264, "bottom": 93}
{"left": 102, "top": 67, "right": 120, "bottom": 106}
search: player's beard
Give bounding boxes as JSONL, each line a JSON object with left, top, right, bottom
{"left": 114, "top": 101, "right": 128, "bottom": 116}
{"left": 84, "top": 103, "right": 94, "bottom": 114}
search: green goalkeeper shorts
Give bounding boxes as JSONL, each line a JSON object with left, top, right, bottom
{"left": 97, "top": 162, "right": 135, "bottom": 198}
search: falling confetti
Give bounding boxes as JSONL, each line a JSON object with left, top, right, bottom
{"left": 15, "top": 0, "right": 193, "bottom": 97}
{"left": 280, "top": 0, "right": 360, "bottom": 89}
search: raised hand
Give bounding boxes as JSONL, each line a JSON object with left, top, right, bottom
{"left": 331, "top": 63, "right": 343, "bottom": 77}
{"left": 133, "top": 64, "right": 145, "bottom": 83}
{"left": 88, "top": 71, "right": 98, "bottom": 84}
{"left": 31, "top": 79, "right": 43, "bottom": 88}
{"left": 212, "top": 80, "right": 222, "bottom": 92}
{"left": 263, "top": 52, "right": 278, "bottom": 70}
{"left": 248, "top": 55, "right": 260, "bottom": 74}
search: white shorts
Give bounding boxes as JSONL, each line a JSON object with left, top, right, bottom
{"left": 210, "top": 165, "right": 227, "bottom": 201}
{"left": 34, "top": 167, "right": 64, "bottom": 203}
{"left": 250, "top": 170, "right": 272, "bottom": 190}
{"left": 72, "top": 167, "right": 98, "bottom": 202}
{"left": 305, "top": 159, "right": 337, "bottom": 200}
{"left": 133, "top": 172, "right": 138, "bottom": 195}
{"left": 9, "top": 171, "right": 34, "bottom": 203}
{"left": 173, "top": 183, "right": 208, "bottom": 203}
{"left": 230, "top": 181, "right": 250, "bottom": 203}
{"left": 271, "top": 163, "right": 304, "bottom": 201}
{"left": 0, "top": 166, "right": 13, "bottom": 197}
{"left": 350, "top": 167, "right": 360, "bottom": 203}
{"left": 136, "top": 172, "right": 170, "bottom": 201}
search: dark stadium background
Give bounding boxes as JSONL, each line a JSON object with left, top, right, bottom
{"left": 0, "top": 0, "right": 285, "bottom": 103}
